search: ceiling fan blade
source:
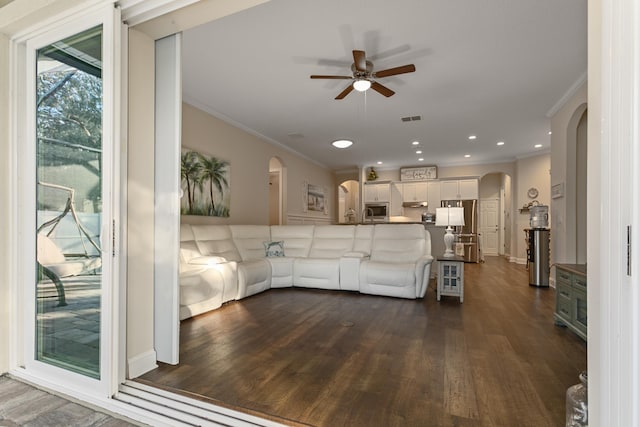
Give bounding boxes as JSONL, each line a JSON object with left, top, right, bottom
{"left": 371, "top": 81, "right": 395, "bottom": 97}
{"left": 310, "top": 75, "right": 353, "bottom": 79}
{"left": 335, "top": 84, "right": 354, "bottom": 100}
{"left": 374, "top": 64, "right": 416, "bottom": 78}
{"left": 353, "top": 50, "right": 367, "bottom": 72}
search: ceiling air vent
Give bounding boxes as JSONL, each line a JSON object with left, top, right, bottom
{"left": 401, "top": 115, "right": 422, "bottom": 122}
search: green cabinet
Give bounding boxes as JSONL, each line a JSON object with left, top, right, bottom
{"left": 554, "top": 264, "right": 587, "bottom": 340}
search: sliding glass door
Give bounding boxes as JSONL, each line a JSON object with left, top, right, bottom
{"left": 35, "top": 25, "right": 104, "bottom": 379}
{"left": 17, "top": 4, "right": 120, "bottom": 396}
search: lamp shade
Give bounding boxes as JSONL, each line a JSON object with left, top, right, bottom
{"left": 435, "top": 207, "right": 465, "bottom": 227}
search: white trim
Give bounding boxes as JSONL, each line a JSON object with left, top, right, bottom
{"left": 119, "top": 0, "right": 200, "bottom": 26}
{"left": 7, "top": 0, "right": 111, "bottom": 42}
{"left": 8, "top": 31, "right": 26, "bottom": 371}
{"left": 117, "top": 18, "right": 129, "bottom": 388}
{"left": 127, "top": 349, "right": 158, "bottom": 378}
{"left": 546, "top": 71, "right": 588, "bottom": 118}
{"left": 154, "top": 33, "right": 182, "bottom": 365}
{"left": 508, "top": 256, "right": 527, "bottom": 265}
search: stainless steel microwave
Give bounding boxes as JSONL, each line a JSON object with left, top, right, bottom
{"left": 364, "top": 203, "right": 389, "bottom": 222}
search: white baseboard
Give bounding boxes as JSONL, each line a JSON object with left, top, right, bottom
{"left": 509, "top": 256, "right": 527, "bottom": 265}
{"left": 127, "top": 349, "right": 157, "bottom": 379}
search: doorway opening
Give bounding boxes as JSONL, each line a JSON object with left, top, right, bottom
{"left": 479, "top": 173, "right": 513, "bottom": 258}
{"left": 338, "top": 180, "right": 359, "bottom": 224}
{"left": 269, "top": 157, "right": 284, "bottom": 225}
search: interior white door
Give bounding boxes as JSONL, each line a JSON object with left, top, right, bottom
{"left": 480, "top": 199, "right": 500, "bottom": 256}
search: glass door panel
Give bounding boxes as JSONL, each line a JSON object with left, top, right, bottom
{"left": 35, "top": 25, "right": 103, "bottom": 379}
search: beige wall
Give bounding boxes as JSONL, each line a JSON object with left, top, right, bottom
{"left": 0, "top": 32, "right": 9, "bottom": 374}
{"left": 550, "top": 82, "right": 587, "bottom": 265}
{"left": 479, "top": 173, "right": 501, "bottom": 199}
{"left": 438, "top": 161, "right": 516, "bottom": 180}
{"left": 181, "top": 102, "right": 336, "bottom": 225}
{"left": 126, "top": 28, "right": 157, "bottom": 374}
{"left": 515, "top": 153, "right": 551, "bottom": 260}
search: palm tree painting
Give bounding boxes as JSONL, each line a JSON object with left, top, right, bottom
{"left": 180, "top": 149, "right": 230, "bottom": 217}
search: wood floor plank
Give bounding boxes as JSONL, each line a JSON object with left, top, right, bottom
{"left": 140, "top": 256, "right": 587, "bottom": 426}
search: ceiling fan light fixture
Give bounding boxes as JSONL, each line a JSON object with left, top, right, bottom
{"left": 353, "top": 79, "right": 372, "bottom": 92}
{"left": 332, "top": 139, "right": 353, "bottom": 149}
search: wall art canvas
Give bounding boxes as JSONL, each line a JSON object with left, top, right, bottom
{"left": 307, "top": 183, "right": 325, "bottom": 212}
{"left": 181, "top": 149, "right": 230, "bottom": 217}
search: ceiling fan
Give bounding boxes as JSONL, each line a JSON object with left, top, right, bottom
{"left": 310, "top": 49, "right": 416, "bottom": 100}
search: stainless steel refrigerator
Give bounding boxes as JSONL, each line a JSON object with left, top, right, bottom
{"left": 441, "top": 199, "right": 480, "bottom": 262}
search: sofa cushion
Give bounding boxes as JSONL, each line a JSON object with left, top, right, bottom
{"left": 353, "top": 225, "right": 375, "bottom": 255}
{"left": 370, "top": 224, "right": 426, "bottom": 263}
{"left": 192, "top": 225, "right": 241, "bottom": 262}
{"left": 308, "top": 225, "right": 355, "bottom": 258}
{"left": 180, "top": 269, "right": 219, "bottom": 306}
{"left": 179, "top": 241, "right": 201, "bottom": 264}
{"left": 270, "top": 225, "right": 314, "bottom": 258}
{"left": 293, "top": 258, "right": 340, "bottom": 290}
{"left": 188, "top": 256, "right": 228, "bottom": 265}
{"left": 237, "top": 259, "right": 271, "bottom": 298}
{"left": 230, "top": 225, "right": 272, "bottom": 261}
{"left": 268, "top": 257, "right": 294, "bottom": 287}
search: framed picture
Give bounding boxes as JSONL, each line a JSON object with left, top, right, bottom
{"left": 302, "top": 181, "right": 328, "bottom": 214}
{"left": 400, "top": 166, "right": 437, "bottom": 181}
{"left": 180, "top": 148, "right": 230, "bottom": 217}
{"left": 551, "top": 182, "right": 565, "bottom": 199}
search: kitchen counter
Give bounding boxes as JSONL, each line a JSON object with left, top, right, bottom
{"left": 555, "top": 263, "right": 586, "bottom": 277}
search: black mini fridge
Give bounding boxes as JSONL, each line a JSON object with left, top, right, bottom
{"left": 527, "top": 228, "right": 550, "bottom": 287}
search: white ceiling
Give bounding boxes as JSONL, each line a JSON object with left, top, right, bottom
{"left": 182, "top": 0, "right": 586, "bottom": 172}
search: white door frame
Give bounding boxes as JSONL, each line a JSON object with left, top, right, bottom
{"left": 10, "top": 3, "right": 122, "bottom": 399}
{"left": 589, "top": 0, "right": 640, "bottom": 424}
{"left": 154, "top": 33, "right": 182, "bottom": 365}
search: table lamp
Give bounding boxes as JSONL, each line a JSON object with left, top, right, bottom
{"left": 435, "top": 207, "right": 465, "bottom": 257}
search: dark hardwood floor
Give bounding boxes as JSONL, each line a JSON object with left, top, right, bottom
{"left": 140, "top": 257, "right": 586, "bottom": 426}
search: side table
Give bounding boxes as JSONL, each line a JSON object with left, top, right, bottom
{"left": 437, "top": 255, "right": 465, "bottom": 302}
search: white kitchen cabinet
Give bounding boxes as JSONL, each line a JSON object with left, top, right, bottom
{"left": 440, "top": 179, "right": 478, "bottom": 200}
{"left": 402, "top": 182, "right": 428, "bottom": 202}
{"left": 364, "top": 182, "right": 391, "bottom": 202}
{"left": 427, "top": 181, "right": 441, "bottom": 211}
{"left": 458, "top": 179, "right": 479, "bottom": 199}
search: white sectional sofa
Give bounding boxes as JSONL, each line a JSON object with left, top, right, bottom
{"left": 179, "top": 223, "right": 433, "bottom": 320}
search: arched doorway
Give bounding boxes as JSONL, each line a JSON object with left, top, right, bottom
{"left": 338, "top": 180, "right": 359, "bottom": 223}
{"left": 269, "top": 157, "right": 284, "bottom": 225}
{"left": 564, "top": 104, "right": 588, "bottom": 263}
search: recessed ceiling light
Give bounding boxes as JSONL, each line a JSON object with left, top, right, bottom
{"left": 534, "top": 144, "right": 543, "bottom": 148}
{"left": 331, "top": 139, "right": 353, "bottom": 148}
{"left": 412, "top": 141, "right": 420, "bottom": 145}
{"left": 418, "top": 158, "right": 424, "bottom": 162}
{"left": 548, "top": 131, "right": 552, "bottom": 135}
{"left": 464, "top": 154, "right": 471, "bottom": 158}
{"left": 416, "top": 150, "right": 422, "bottom": 154}
{"left": 497, "top": 141, "right": 505, "bottom": 146}
{"left": 377, "top": 161, "right": 383, "bottom": 165}
{"left": 468, "top": 135, "right": 477, "bottom": 140}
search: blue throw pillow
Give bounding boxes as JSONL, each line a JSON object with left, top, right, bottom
{"left": 264, "top": 241, "right": 285, "bottom": 257}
